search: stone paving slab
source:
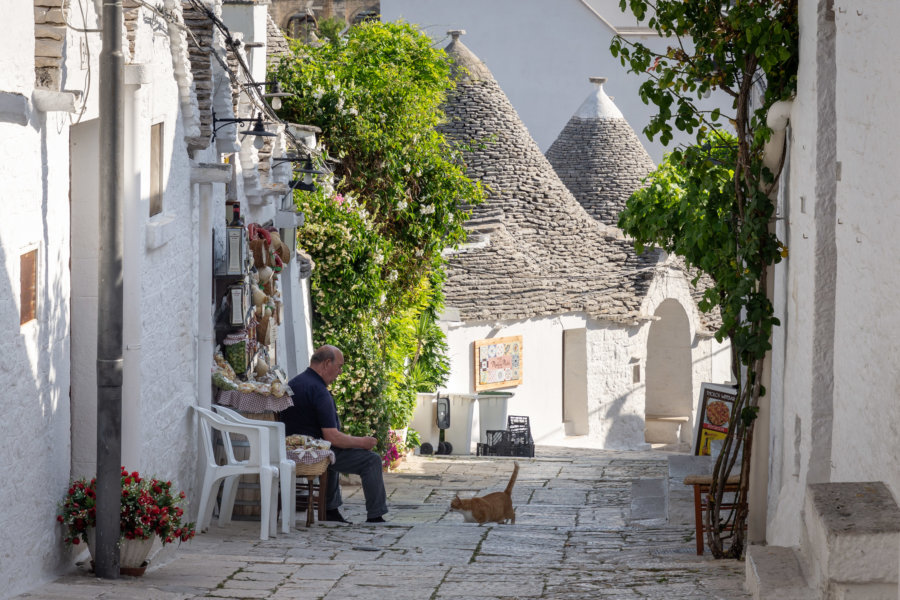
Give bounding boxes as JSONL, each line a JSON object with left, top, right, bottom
{"left": 15, "top": 446, "right": 750, "bottom": 599}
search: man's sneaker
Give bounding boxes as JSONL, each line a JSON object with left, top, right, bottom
{"left": 365, "top": 516, "right": 386, "bottom": 523}
{"left": 325, "top": 509, "right": 351, "bottom": 524}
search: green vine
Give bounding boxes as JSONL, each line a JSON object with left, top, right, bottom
{"left": 272, "top": 21, "right": 484, "bottom": 442}
{"left": 611, "top": 0, "right": 797, "bottom": 557}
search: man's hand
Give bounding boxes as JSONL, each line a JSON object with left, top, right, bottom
{"left": 358, "top": 436, "right": 377, "bottom": 451}
{"left": 322, "top": 428, "right": 379, "bottom": 451}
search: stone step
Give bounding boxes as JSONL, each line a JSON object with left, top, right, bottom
{"left": 803, "top": 482, "right": 900, "bottom": 591}
{"left": 746, "top": 545, "right": 817, "bottom": 600}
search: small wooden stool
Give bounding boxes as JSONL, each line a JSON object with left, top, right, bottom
{"left": 683, "top": 474, "right": 742, "bottom": 555}
{"left": 295, "top": 459, "right": 329, "bottom": 527}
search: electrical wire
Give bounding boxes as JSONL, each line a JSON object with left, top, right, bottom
{"left": 90, "top": 0, "right": 314, "bottom": 158}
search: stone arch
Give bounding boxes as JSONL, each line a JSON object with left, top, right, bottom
{"left": 349, "top": 5, "right": 379, "bottom": 24}
{"left": 644, "top": 298, "right": 694, "bottom": 444}
{"left": 284, "top": 10, "right": 318, "bottom": 42}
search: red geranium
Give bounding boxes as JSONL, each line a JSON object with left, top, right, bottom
{"left": 58, "top": 467, "right": 195, "bottom": 547}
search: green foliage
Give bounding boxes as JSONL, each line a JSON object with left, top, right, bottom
{"left": 273, "top": 21, "right": 483, "bottom": 441}
{"left": 619, "top": 131, "right": 782, "bottom": 367}
{"left": 612, "top": 0, "right": 797, "bottom": 558}
{"left": 316, "top": 16, "right": 345, "bottom": 45}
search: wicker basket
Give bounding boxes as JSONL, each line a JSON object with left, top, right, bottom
{"left": 294, "top": 457, "right": 329, "bottom": 476}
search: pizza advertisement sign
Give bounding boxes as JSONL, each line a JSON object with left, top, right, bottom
{"left": 694, "top": 383, "right": 738, "bottom": 456}
{"left": 474, "top": 335, "right": 522, "bottom": 391}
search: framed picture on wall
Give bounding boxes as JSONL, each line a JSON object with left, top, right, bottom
{"left": 474, "top": 335, "right": 523, "bottom": 391}
{"left": 694, "top": 383, "right": 738, "bottom": 456}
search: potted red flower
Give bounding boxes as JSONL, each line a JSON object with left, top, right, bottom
{"left": 58, "top": 467, "right": 195, "bottom": 575}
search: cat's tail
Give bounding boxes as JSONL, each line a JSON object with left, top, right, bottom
{"left": 504, "top": 462, "right": 520, "bottom": 496}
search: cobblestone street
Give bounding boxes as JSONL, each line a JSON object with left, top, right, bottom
{"left": 18, "top": 447, "right": 749, "bottom": 599}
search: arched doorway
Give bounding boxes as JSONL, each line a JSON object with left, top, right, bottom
{"left": 644, "top": 299, "right": 693, "bottom": 445}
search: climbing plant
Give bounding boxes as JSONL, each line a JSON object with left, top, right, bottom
{"left": 273, "top": 21, "right": 483, "bottom": 441}
{"left": 611, "top": 0, "right": 797, "bottom": 558}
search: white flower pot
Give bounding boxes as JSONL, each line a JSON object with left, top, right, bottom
{"left": 86, "top": 528, "right": 156, "bottom": 576}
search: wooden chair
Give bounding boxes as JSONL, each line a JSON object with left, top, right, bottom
{"left": 683, "top": 474, "right": 742, "bottom": 555}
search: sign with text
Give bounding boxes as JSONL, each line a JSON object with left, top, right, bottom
{"left": 474, "top": 335, "right": 523, "bottom": 391}
{"left": 694, "top": 383, "right": 738, "bottom": 456}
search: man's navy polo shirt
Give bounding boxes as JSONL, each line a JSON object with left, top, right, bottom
{"left": 280, "top": 367, "right": 339, "bottom": 438}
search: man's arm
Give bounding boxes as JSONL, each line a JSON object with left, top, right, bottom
{"left": 321, "top": 428, "right": 377, "bottom": 451}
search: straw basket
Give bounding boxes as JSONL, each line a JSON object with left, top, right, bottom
{"left": 293, "top": 457, "right": 330, "bottom": 527}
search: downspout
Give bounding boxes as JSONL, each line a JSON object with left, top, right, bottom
{"left": 748, "top": 98, "right": 793, "bottom": 544}
{"left": 96, "top": 0, "right": 124, "bottom": 579}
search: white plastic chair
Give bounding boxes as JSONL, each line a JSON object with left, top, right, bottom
{"left": 192, "top": 406, "right": 279, "bottom": 540}
{"left": 213, "top": 404, "right": 295, "bottom": 533}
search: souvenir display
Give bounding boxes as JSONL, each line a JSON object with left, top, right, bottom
{"left": 214, "top": 213, "right": 292, "bottom": 403}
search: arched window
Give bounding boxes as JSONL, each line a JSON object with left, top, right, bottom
{"left": 350, "top": 8, "right": 379, "bottom": 25}
{"left": 285, "top": 10, "right": 318, "bottom": 42}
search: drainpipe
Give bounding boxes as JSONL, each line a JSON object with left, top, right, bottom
{"left": 748, "top": 98, "right": 793, "bottom": 544}
{"left": 762, "top": 100, "right": 794, "bottom": 176}
{"left": 191, "top": 164, "right": 232, "bottom": 409}
{"left": 96, "top": 0, "right": 124, "bottom": 579}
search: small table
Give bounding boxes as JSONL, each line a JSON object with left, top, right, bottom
{"left": 683, "top": 474, "right": 742, "bottom": 555}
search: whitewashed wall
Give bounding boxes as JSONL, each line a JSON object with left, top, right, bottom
{"left": 440, "top": 282, "right": 729, "bottom": 452}
{"left": 766, "top": 0, "right": 900, "bottom": 548}
{"left": 381, "top": 0, "right": 720, "bottom": 163}
{"left": 131, "top": 23, "right": 202, "bottom": 493}
{"left": 830, "top": 0, "right": 900, "bottom": 499}
{"left": 442, "top": 314, "right": 586, "bottom": 445}
{"left": 584, "top": 322, "right": 646, "bottom": 448}
{"left": 0, "top": 4, "right": 74, "bottom": 596}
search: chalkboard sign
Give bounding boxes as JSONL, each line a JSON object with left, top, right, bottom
{"left": 694, "top": 383, "right": 738, "bottom": 456}
{"left": 474, "top": 335, "right": 523, "bottom": 391}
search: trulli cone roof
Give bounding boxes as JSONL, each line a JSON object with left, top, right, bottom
{"left": 546, "top": 77, "right": 656, "bottom": 228}
{"left": 438, "top": 32, "right": 661, "bottom": 324}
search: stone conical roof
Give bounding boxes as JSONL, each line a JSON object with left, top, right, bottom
{"left": 546, "top": 77, "right": 656, "bottom": 228}
{"left": 439, "top": 33, "right": 661, "bottom": 324}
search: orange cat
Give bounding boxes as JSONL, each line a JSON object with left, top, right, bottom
{"left": 450, "top": 462, "right": 519, "bottom": 524}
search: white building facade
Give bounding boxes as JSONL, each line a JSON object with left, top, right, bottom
{"left": 762, "top": 0, "right": 900, "bottom": 551}
{"left": 0, "top": 2, "right": 312, "bottom": 596}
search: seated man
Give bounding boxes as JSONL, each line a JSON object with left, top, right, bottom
{"left": 279, "top": 345, "right": 388, "bottom": 524}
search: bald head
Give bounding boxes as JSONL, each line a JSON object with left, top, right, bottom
{"left": 309, "top": 345, "right": 344, "bottom": 384}
{"left": 310, "top": 345, "right": 341, "bottom": 364}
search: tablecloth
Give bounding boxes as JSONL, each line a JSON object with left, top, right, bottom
{"left": 287, "top": 447, "right": 335, "bottom": 465}
{"left": 215, "top": 388, "right": 293, "bottom": 413}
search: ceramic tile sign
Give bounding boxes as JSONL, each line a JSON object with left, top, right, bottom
{"left": 694, "top": 383, "right": 738, "bottom": 456}
{"left": 474, "top": 335, "right": 522, "bottom": 391}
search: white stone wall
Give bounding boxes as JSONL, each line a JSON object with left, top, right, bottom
{"left": 126, "top": 3, "right": 208, "bottom": 512}
{"left": 584, "top": 322, "right": 647, "bottom": 448}
{"left": 441, "top": 278, "right": 729, "bottom": 451}
{"left": 639, "top": 263, "right": 732, "bottom": 448}
{"left": 381, "top": 0, "right": 724, "bottom": 163}
{"left": 442, "top": 314, "right": 588, "bottom": 445}
{"left": 830, "top": 0, "right": 900, "bottom": 496}
{"left": 0, "top": 4, "right": 74, "bottom": 596}
{"left": 766, "top": 0, "right": 900, "bottom": 549}
{"left": 764, "top": 0, "right": 824, "bottom": 547}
